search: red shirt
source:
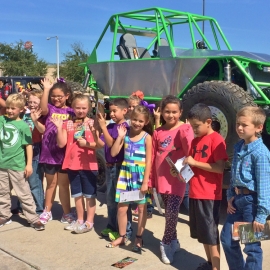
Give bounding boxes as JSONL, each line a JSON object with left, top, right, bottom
{"left": 189, "top": 132, "right": 228, "bottom": 200}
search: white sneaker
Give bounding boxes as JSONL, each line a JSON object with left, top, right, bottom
{"left": 39, "top": 208, "right": 53, "bottom": 225}
{"left": 74, "top": 221, "right": 93, "bottom": 234}
{"left": 160, "top": 242, "right": 173, "bottom": 264}
{"left": 64, "top": 220, "right": 80, "bottom": 231}
{"left": 171, "top": 239, "right": 181, "bottom": 254}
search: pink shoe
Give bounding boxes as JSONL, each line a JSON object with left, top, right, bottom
{"left": 39, "top": 207, "right": 53, "bottom": 224}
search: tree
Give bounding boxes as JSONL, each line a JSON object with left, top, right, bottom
{"left": 58, "top": 42, "right": 88, "bottom": 83}
{"left": 0, "top": 40, "right": 47, "bottom": 76}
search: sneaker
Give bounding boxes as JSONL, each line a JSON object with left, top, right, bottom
{"left": 64, "top": 220, "right": 81, "bottom": 232}
{"left": 74, "top": 221, "right": 93, "bottom": 234}
{"left": 170, "top": 239, "right": 181, "bottom": 254}
{"left": 100, "top": 228, "right": 113, "bottom": 237}
{"left": 61, "top": 213, "right": 76, "bottom": 224}
{"left": 0, "top": 218, "right": 12, "bottom": 228}
{"left": 109, "top": 231, "right": 120, "bottom": 241}
{"left": 39, "top": 209, "right": 52, "bottom": 225}
{"left": 196, "top": 262, "right": 212, "bottom": 270}
{"left": 133, "top": 216, "right": 138, "bottom": 222}
{"left": 147, "top": 212, "right": 153, "bottom": 219}
{"left": 30, "top": 221, "right": 45, "bottom": 231}
{"left": 160, "top": 242, "right": 173, "bottom": 264}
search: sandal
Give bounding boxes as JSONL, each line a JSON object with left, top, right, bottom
{"left": 132, "top": 235, "right": 144, "bottom": 253}
{"left": 106, "top": 234, "right": 127, "bottom": 248}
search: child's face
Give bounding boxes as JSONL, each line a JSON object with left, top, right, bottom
{"left": 127, "top": 100, "right": 140, "bottom": 119}
{"left": 73, "top": 100, "right": 89, "bottom": 119}
{"left": 236, "top": 116, "right": 263, "bottom": 143}
{"left": 6, "top": 103, "right": 23, "bottom": 120}
{"left": 109, "top": 105, "right": 127, "bottom": 123}
{"left": 131, "top": 112, "right": 148, "bottom": 132}
{"left": 161, "top": 103, "right": 182, "bottom": 126}
{"left": 189, "top": 118, "right": 212, "bottom": 137}
{"left": 28, "top": 95, "right": 40, "bottom": 111}
{"left": 50, "top": 88, "right": 69, "bottom": 108}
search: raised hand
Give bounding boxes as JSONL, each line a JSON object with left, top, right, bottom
{"left": 30, "top": 108, "right": 42, "bottom": 122}
{"left": 153, "top": 107, "right": 161, "bottom": 120}
{"left": 117, "top": 124, "right": 127, "bottom": 138}
{"left": 41, "top": 77, "right": 53, "bottom": 90}
{"left": 50, "top": 117, "right": 63, "bottom": 129}
{"left": 97, "top": 112, "right": 107, "bottom": 129}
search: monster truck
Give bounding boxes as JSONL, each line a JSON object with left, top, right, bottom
{"left": 81, "top": 7, "right": 270, "bottom": 189}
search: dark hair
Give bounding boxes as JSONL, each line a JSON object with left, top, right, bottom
{"left": 188, "top": 103, "right": 212, "bottom": 122}
{"left": 131, "top": 105, "right": 153, "bottom": 135}
{"left": 50, "top": 82, "right": 73, "bottom": 107}
{"left": 109, "top": 98, "right": 128, "bottom": 109}
{"left": 160, "top": 95, "right": 183, "bottom": 125}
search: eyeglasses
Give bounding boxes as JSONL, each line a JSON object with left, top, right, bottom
{"left": 28, "top": 101, "right": 40, "bottom": 105}
{"left": 51, "top": 95, "right": 65, "bottom": 100}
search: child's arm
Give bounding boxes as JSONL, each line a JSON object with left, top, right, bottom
{"left": 31, "top": 108, "right": 45, "bottom": 134}
{"left": 148, "top": 130, "right": 158, "bottom": 189}
{"left": 183, "top": 156, "right": 225, "bottom": 173}
{"left": 40, "top": 78, "right": 51, "bottom": 116}
{"left": 77, "top": 137, "right": 96, "bottom": 149}
{"left": 110, "top": 125, "right": 127, "bottom": 157}
{"left": 141, "top": 135, "right": 152, "bottom": 194}
{"left": 97, "top": 113, "right": 114, "bottom": 147}
{"left": 153, "top": 107, "right": 161, "bottom": 129}
{"left": 50, "top": 118, "right": 67, "bottom": 148}
{"left": 25, "top": 144, "right": 33, "bottom": 178}
{"left": 90, "top": 122, "right": 105, "bottom": 148}
{"left": 0, "top": 97, "right": 6, "bottom": 116}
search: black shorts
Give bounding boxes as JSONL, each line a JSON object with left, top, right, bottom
{"left": 43, "top": 164, "right": 67, "bottom": 175}
{"left": 189, "top": 198, "right": 221, "bottom": 245}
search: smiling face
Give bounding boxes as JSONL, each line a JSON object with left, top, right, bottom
{"left": 50, "top": 88, "right": 69, "bottom": 108}
{"left": 130, "top": 112, "right": 148, "bottom": 132}
{"left": 127, "top": 99, "right": 140, "bottom": 119}
{"left": 161, "top": 103, "right": 182, "bottom": 126}
{"left": 109, "top": 105, "right": 127, "bottom": 123}
{"left": 73, "top": 99, "right": 89, "bottom": 119}
{"left": 28, "top": 95, "right": 40, "bottom": 111}
{"left": 6, "top": 103, "right": 23, "bottom": 120}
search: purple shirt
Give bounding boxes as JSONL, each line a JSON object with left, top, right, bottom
{"left": 101, "top": 122, "right": 129, "bottom": 163}
{"left": 39, "top": 103, "right": 75, "bottom": 165}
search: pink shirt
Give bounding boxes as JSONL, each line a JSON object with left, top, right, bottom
{"left": 62, "top": 119, "right": 98, "bottom": 171}
{"left": 150, "top": 123, "right": 194, "bottom": 197}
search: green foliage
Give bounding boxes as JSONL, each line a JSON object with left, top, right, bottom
{"left": 57, "top": 42, "right": 88, "bottom": 83}
{"left": 0, "top": 40, "right": 47, "bottom": 76}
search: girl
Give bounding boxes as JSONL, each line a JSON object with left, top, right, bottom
{"left": 39, "top": 78, "right": 75, "bottom": 224}
{"left": 107, "top": 105, "right": 152, "bottom": 252}
{"left": 51, "top": 94, "right": 101, "bottom": 233}
{"left": 149, "top": 95, "right": 194, "bottom": 264}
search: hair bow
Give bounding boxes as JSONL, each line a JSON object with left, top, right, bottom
{"left": 132, "top": 90, "right": 144, "bottom": 100}
{"left": 140, "top": 100, "right": 155, "bottom": 113}
{"left": 57, "top": 77, "right": 66, "bottom": 83}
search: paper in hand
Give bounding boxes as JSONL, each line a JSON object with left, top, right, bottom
{"left": 119, "top": 190, "right": 145, "bottom": 203}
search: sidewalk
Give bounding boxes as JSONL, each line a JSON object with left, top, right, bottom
{"left": 0, "top": 190, "right": 269, "bottom": 270}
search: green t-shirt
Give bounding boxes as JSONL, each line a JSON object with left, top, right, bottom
{"left": 0, "top": 116, "right": 32, "bottom": 171}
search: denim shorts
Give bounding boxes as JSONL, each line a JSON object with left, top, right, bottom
{"left": 67, "top": 170, "right": 98, "bottom": 198}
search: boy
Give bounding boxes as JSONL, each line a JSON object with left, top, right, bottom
{"left": 0, "top": 94, "right": 44, "bottom": 231}
{"left": 221, "top": 106, "right": 270, "bottom": 270}
{"left": 184, "top": 103, "right": 228, "bottom": 270}
{"left": 97, "top": 98, "right": 133, "bottom": 241}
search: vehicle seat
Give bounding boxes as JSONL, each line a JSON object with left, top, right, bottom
{"left": 153, "top": 38, "right": 169, "bottom": 57}
{"left": 117, "top": 33, "right": 151, "bottom": 59}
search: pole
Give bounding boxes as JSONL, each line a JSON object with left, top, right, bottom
{"left": 202, "top": 0, "right": 205, "bottom": 34}
{"left": 56, "top": 36, "right": 59, "bottom": 79}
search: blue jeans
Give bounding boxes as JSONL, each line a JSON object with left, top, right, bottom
{"left": 106, "top": 164, "right": 133, "bottom": 239}
{"left": 18, "top": 160, "right": 44, "bottom": 214}
{"left": 221, "top": 193, "right": 262, "bottom": 270}
{"left": 182, "top": 183, "right": 189, "bottom": 211}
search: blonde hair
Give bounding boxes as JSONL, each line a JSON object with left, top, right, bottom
{"left": 71, "top": 93, "right": 91, "bottom": 109}
{"left": 237, "top": 106, "right": 266, "bottom": 126}
{"left": 28, "top": 89, "right": 43, "bottom": 100}
{"left": 6, "top": 94, "right": 26, "bottom": 109}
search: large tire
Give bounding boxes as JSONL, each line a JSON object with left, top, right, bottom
{"left": 95, "top": 148, "right": 107, "bottom": 192}
{"left": 182, "top": 81, "right": 256, "bottom": 160}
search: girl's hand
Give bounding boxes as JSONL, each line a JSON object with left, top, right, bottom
{"left": 41, "top": 77, "right": 52, "bottom": 91}
{"left": 170, "top": 167, "right": 178, "bottom": 177}
{"left": 50, "top": 117, "right": 63, "bottom": 129}
{"left": 148, "top": 187, "right": 153, "bottom": 194}
{"left": 77, "top": 137, "right": 87, "bottom": 147}
{"left": 140, "top": 182, "right": 148, "bottom": 194}
{"left": 30, "top": 108, "right": 42, "bottom": 122}
{"left": 117, "top": 124, "right": 127, "bottom": 138}
{"left": 97, "top": 113, "right": 106, "bottom": 130}
{"left": 227, "top": 197, "right": 236, "bottom": 214}
{"left": 153, "top": 107, "right": 161, "bottom": 119}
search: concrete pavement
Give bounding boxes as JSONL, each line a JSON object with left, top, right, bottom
{"left": 0, "top": 190, "right": 269, "bottom": 270}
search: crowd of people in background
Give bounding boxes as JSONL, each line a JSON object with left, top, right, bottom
{"left": 0, "top": 79, "right": 269, "bottom": 270}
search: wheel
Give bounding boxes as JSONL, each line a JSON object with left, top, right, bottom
{"left": 95, "top": 148, "right": 107, "bottom": 192}
{"left": 182, "top": 81, "right": 256, "bottom": 160}
{"left": 66, "top": 81, "right": 87, "bottom": 93}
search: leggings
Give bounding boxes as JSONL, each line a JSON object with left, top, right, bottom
{"left": 161, "top": 194, "right": 182, "bottom": 245}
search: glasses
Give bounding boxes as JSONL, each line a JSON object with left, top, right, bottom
{"left": 51, "top": 95, "right": 65, "bottom": 100}
{"left": 28, "top": 101, "right": 40, "bottom": 105}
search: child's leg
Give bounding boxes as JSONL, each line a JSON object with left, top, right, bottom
{"left": 75, "top": 196, "right": 84, "bottom": 221}
{"left": 204, "top": 244, "right": 220, "bottom": 270}
{"left": 0, "top": 169, "right": 12, "bottom": 220}
{"left": 86, "top": 197, "right": 96, "bottom": 224}
{"left": 58, "top": 172, "right": 71, "bottom": 215}
{"left": 44, "top": 172, "right": 57, "bottom": 212}
{"left": 135, "top": 203, "right": 147, "bottom": 247}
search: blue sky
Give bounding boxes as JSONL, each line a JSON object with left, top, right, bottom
{"left": 1, "top": 0, "right": 270, "bottom": 64}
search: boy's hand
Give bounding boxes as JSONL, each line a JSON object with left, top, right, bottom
{"left": 41, "top": 77, "right": 52, "bottom": 91}
{"left": 153, "top": 107, "right": 161, "bottom": 120}
{"left": 170, "top": 167, "right": 178, "bottom": 177}
{"left": 30, "top": 108, "right": 42, "bottom": 122}
{"left": 227, "top": 197, "right": 236, "bottom": 214}
{"left": 253, "top": 221, "right": 265, "bottom": 233}
{"left": 183, "top": 156, "right": 196, "bottom": 167}
{"left": 97, "top": 113, "right": 106, "bottom": 130}
{"left": 24, "top": 165, "right": 33, "bottom": 178}
{"left": 50, "top": 117, "right": 63, "bottom": 129}
{"left": 117, "top": 124, "right": 127, "bottom": 138}
{"left": 77, "top": 137, "right": 87, "bottom": 147}
{"left": 140, "top": 182, "right": 148, "bottom": 194}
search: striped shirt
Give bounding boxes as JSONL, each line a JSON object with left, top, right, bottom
{"left": 227, "top": 137, "right": 270, "bottom": 224}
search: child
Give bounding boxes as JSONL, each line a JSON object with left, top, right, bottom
{"left": 39, "top": 78, "right": 75, "bottom": 224}
{"left": 0, "top": 94, "right": 44, "bottom": 231}
{"left": 51, "top": 94, "right": 101, "bottom": 233}
{"left": 97, "top": 98, "right": 133, "bottom": 241}
{"left": 149, "top": 95, "right": 194, "bottom": 264}
{"left": 106, "top": 105, "right": 152, "bottom": 250}
{"left": 221, "top": 106, "right": 270, "bottom": 270}
{"left": 12, "top": 89, "right": 45, "bottom": 215}
{"left": 183, "top": 103, "right": 228, "bottom": 270}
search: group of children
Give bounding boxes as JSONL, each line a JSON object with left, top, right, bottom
{"left": 0, "top": 79, "right": 269, "bottom": 270}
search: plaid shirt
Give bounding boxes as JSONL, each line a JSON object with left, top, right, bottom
{"left": 227, "top": 137, "right": 270, "bottom": 224}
